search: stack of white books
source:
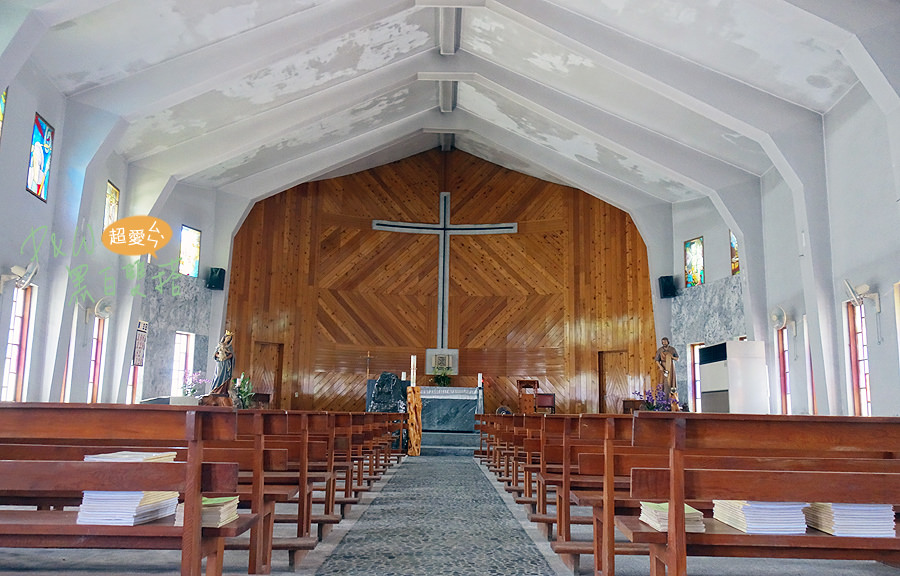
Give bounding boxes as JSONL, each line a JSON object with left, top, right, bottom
{"left": 76, "top": 451, "right": 179, "bottom": 526}
{"left": 639, "top": 501, "right": 706, "bottom": 532}
{"left": 713, "top": 500, "right": 808, "bottom": 534}
{"left": 175, "top": 496, "right": 240, "bottom": 528}
{"left": 803, "top": 503, "right": 896, "bottom": 537}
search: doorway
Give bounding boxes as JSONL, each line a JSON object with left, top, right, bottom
{"left": 251, "top": 341, "right": 284, "bottom": 408}
{"left": 598, "top": 351, "right": 628, "bottom": 413}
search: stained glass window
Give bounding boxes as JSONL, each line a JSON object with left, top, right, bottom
{"left": 179, "top": 225, "right": 201, "bottom": 277}
{"left": 684, "top": 236, "right": 704, "bottom": 287}
{"left": 730, "top": 230, "right": 740, "bottom": 275}
{"left": 26, "top": 113, "right": 54, "bottom": 202}
{"left": 0, "top": 87, "right": 7, "bottom": 146}
{"left": 104, "top": 181, "right": 119, "bottom": 231}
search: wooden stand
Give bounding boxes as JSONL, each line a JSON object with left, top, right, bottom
{"left": 516, "top": 379, "right": 555, "bottom": 413}
{"left": 517, "top": 380, "right": 537, "bottom": 413}
{"left": 406, "top": 386, "right": 422, "bottom": 456}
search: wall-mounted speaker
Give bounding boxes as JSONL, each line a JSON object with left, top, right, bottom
{"left": 206, "top": 267, "right": 226, "bottom": 290}
{"left": 658, "top": 275, "right": 677, "bottom": 299}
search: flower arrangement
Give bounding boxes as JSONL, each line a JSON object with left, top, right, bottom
{"left": 233, "top": 373, "right": 254, "bottom": 409}
{"left": 432, "top": 367, "right": 452, "bottom": 387}
{"left": 182, "top": 371, "right": 211, "bottom": 397}
{"left": 635, "top": 383, "right": 686, "bottom": 412}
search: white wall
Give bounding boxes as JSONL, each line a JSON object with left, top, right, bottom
{"left": 760, "top": 168, "right": 810, "bottom": 413}
{"left": 0, "top": 61, "right": 66, "bottom": 402}
{"left": 825, "top": 83, "right": 900, "bottom": 416}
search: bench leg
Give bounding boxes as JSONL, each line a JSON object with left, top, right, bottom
{"left": 249, "top": 500, "right": 275, "bottom": 574}
{"left": 205, "top": 538, "right": 225, "bottom": 576}
{"left": 649, "top": 543, "right": 667, "bottom": 576}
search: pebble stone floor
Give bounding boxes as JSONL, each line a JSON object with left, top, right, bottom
{"left": 313, "top": 455, "right": 559, "bottom": 576}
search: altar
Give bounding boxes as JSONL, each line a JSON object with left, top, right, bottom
{"left": 419, "top": 386, "right": 483, "bottom": 432}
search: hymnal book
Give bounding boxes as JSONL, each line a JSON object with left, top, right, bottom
{"left": 713, "top": 500, "right": 807, "bottom": 534}
{"left": 83, "top": 451, "right": 177, "bottom": 462}
{"left": 76, "top": 451, "right": 179, "bottom": 526}
{"left": 639, "top": 501, "right": 705, "bottom": 532}
{"left": 804, "top": 503, "right": 896, "bottom": 537}
{"left": 175, "top": 496, "right": 240, "bottom": 528}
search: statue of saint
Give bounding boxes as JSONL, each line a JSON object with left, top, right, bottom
{"left": 654, "top": 337, "right": 679, "bottom": 392}
{"left": 210, "top": 330, "right": 234, "bottom": 394}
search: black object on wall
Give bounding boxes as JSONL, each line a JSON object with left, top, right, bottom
{"left": 207, "top": 267, "right": 226, "bottom": 290}
{"left": 658, "top": 275, "right": 677, "bottom": 299}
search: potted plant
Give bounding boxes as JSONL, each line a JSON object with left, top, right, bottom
{"left": 634, "top": 383, "right": 687, "bottom": 411}
{"left": 233, "top": 373, "right": 254, "bottom": 409}
{"left": 432, "top": 367, "right": 452, "bottom": 387}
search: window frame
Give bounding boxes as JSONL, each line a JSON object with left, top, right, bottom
{"left": 2, "top": 284, "right": 35, "bottom": 402}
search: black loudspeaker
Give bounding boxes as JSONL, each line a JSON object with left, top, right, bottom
{"left": 206, "top": 267, "right": 226, "bottom": 290}
{"left": 658, "top": 275, "right": 677, "bottom": 299}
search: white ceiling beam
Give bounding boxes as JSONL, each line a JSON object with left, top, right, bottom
{"left": 438, "top": 79, "right": 457, "bottom": 112}
{"left": 34, "top": 0, "right": 123, "bottom": 26}
{"left": 415, "top": 1, "right": 484, "bottom": 6}
{"left": 316, "top": 131, "right": 439, "bottom": 180}
{"left": 451, "top": 111, "right": 664, "bottom": 213}
{"left": 431, "top": 52, "right": 757, "bottom": 189}
{"left": 219, "top": 109, "right": 445, "bottom": 199}
{"left": 72, "top": 0, "right": 417, "bottom": 119}
{"left": 439, "top": 7, "right": 461, "bottom": 55}
{"left": 1, "top": 0, "right": 160, "bottom": 99}
{"left": 132, "top": 51, "right": 442, "bottom": 177}
{"left": 487, "top": 0, "right": 814, "bottom": 134}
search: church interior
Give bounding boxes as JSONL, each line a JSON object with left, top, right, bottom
{"left": 1, "top": 1, "right": 900, "bottom": 575}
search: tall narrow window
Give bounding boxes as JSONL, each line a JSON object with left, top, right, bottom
{"left": 179, "top": 225, "right": 201, "bottom": 277}
{"left": 26, "top": 113, "right": 54, "bottom": 202}
{"left": 2, "top": 285, "right": 35, "bottom": 401}
{"left": 60, "top": 306, "right": 78, "bottom": 402}
{"left": 88, "top": 316, "right": 107, "bottom": 403}
{"left": 127, "top": 365, "right": 144, "bottom": 405}
{"left": 684, "top": 237, "right": 704, "bottom": 287}
{"left": 0, "top": 87, "right": 7, "bottom": 146}
{"left": 847, "top": 302, "right": 871, "bottom": 416}
{"left": 104, "top": 181, "right": 119, "bottom": 231}
{"left": 776, "top": 327, "right": 791, "bottom": 414}
{"left": 689, "top": 343, "right": 704, "bottom": 412}
{"left": 171, "top": 331, "right": 195, "bottom": 396}
{"left": 730, "top": 230, "right": 740, "bottom": 275}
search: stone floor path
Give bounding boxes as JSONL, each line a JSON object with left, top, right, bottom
{"left": 314, "top": 455, "right": 557, "bottom": 576}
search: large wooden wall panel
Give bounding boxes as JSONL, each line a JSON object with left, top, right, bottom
{"left": 226, "top": 150, "right": 657, "bottom": 413}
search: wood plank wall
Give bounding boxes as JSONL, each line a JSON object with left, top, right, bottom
{"left": 225, "top": 149, "right": 658, "bottom": 414}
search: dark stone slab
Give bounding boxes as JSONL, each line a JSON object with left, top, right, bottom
{"left": 365, "top": 373, "right": 409, "bottom": 413}
{"left": 419, "top": 387, "right": 479, "bottom": 432}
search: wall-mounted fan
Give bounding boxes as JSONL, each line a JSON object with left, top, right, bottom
{"left": 94, "top": 296, "right": 114, "bottom": 319}
{"left": 0, "top": 261, "right": 39, "bottom": 294}
{"left": 769, "top": 306, "right": 788, "bottom": 330}
{"left": 843, "top": 279, "right": 863, "bottom": 307}
{"left": 844, "top": 279, "right": 881, "bottom": 312}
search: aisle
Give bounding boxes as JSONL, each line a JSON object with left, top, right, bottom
{"left": 313, "top": 455, "right": 560, "bottom": 576}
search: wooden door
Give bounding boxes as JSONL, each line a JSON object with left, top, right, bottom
{"left": 598, "top": 351, "right": 628, "bottom": 413}
{"left": 251, "top": 341, "right": 283, "bottom": 408}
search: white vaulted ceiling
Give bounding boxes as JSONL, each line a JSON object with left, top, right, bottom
{"left": 12, "top": 0, "right": 896, "bottom": 210}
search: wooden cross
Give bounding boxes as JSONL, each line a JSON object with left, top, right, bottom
{"left": 372, "top": 192, "right": 517, "bottom": 348}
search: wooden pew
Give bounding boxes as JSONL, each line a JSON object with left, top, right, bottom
{"left": 0, "top": 403, "right": 256, "bottom": 576}
{"left": 551, "top": 414, "right": 631, "bottom": 571}
{"left": 619, "top": 412, "right": 900, "bottom": 576}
